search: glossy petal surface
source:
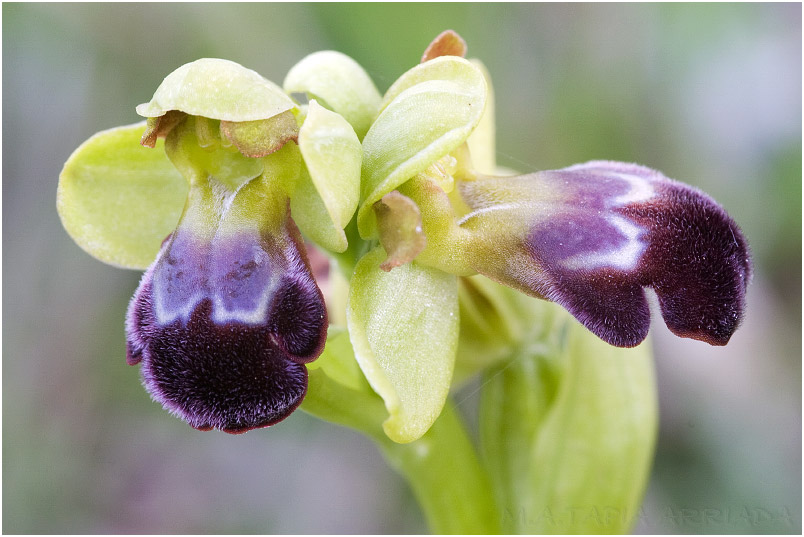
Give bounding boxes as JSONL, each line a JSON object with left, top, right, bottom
{"left": 460, "top": 161, "right": 751, "bottom": 347}
{"left": 347, "top": 247, "right": 459, "bottom": 443}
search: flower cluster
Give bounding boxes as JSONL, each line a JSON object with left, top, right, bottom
{"left": 58, "top": 30, "right": 750, "bottom": 440}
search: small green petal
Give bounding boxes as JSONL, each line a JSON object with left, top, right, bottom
{"left": 358, "top": 56, "right": 486, "bottom": 238}
{"left": 291, "top": 100, "right": 361, "bottom": 253}
{"left": 164, "top": 117, "right": 264, "bottom": 193}
{"left": 140, "top": 110, "right": 186, "bottom": 148}
{"left": 290, "top": 166, "right": 348, "bottom": 252}
{"left": 283, "top": 51, "right": 381, "bottom": 140}
{"left": 347, "top": 247, "right": 459, "bottom": 443}
{"left": 57, "top": 122, "right": 187, "bottom": 269}
{"left": 220, "top": 109, "right": 299, "bottom": 158}
{"left": 136, "top": 58, "right": 295, "bottom": 121}
{"left": 375, "top": 190, "right": 426, "bottom": 271}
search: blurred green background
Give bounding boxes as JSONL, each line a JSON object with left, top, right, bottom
{"left": 3, "top": 3, "right": 800, "bottom": 534}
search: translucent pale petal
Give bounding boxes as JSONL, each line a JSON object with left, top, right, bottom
{"left": 358, "top": 56, "right": 486, "bottom": 238}
{"left": 136, "top": 58, "right": 295, "bottom": 121}
{"left": 57, "top": 122, "right": 187, "bottom": 269}
{"left": 347, "top": 247, "right": 459, "bottom": 443}
{"left": 283, "top": 51, "right": 381, "bottom": 139}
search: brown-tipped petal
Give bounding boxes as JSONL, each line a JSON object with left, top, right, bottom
{"left": 421, "top": 30, "right": 468, "bottom": 63}
{"left": 220, "top": 110, "right": 299, "bottom": 158}
{"left": 140, "top": 111, "right": 187, "bottom": 148}
{"left": 460, "top": 161, "right": 751, "bottom": 347}
{"left": 375, "top": 191, "right": 427, "bottom": 271}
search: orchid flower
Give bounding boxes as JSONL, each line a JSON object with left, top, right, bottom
{"left": 58, "top": 57, "right": 371, "bottom": 433}
{"left": 343, "top": 30, "right": 750, "bottom": 443}
{"left": 57, "top": 30, "right": 751, "bottom": 534}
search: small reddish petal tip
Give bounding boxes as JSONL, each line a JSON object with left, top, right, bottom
{"left": 192, "top": 423, "right": 214, "bottom": 432}
{"left": 421, "top": 30, "right": 468, "bottom": 63}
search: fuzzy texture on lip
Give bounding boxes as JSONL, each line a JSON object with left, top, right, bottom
{"left": 126, "top": 213, "right": 327, "bottom": 433}
{"left": 460, "top": 161, "right": 751, "bottom": 347}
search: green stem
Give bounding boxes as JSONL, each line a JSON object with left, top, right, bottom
{"left": 303, "top": 375, "right": 499, "bottom": 534}
{"left": 376, "top": 401, "right": 501, "bottom": 534}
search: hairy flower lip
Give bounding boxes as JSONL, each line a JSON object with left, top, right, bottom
{"left": 126, "top": 204, "right": 327, "bottom": 433}
{"left": 459, "top": 160, "right": 751, "bottom": 347}
{"left": 131, "top": 287, "right": 311, "bottom": 433}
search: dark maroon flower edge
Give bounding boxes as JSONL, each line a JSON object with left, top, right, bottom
{"left": 126, "top": 213, "right": 327, "bottom": 433}
{"left": 461, "top": 161, "right": 751, "bottom": 347}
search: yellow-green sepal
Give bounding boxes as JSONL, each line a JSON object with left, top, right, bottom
{"left": 283, "top": 51, "right": 381, "bottom": 140}
{"left": 291, "top": 100, "right": 361, "bottom": 253}
{"left": 357, "top": 56, "right": 487, "bottom": 239}
{"left": 347, "top": 246, "right": 459, "bottom": 443}
{"left": 136, "top": 58, "right": 295, "bottom": 122}
{"left": 57, "top": 122, "right": 187, "bottom": 269}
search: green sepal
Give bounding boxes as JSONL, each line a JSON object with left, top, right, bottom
{"left": 291, "top": 100, "right": 361, "bottom": 253}
{"left": 480, "top": 306, "right": 657, "bottom": 534}
{"left": 57, "top": 122, "right": 187, "bottom": 269}
{"left": 283, "top": 51, "right": 381, "bottom": 140}
{"left": 347, "top": 246, "right": 459, "bottom": 443}
{"left": 357, "top": 56, "right": 487, "bottom": 238}
{"left": 136, "top": 58, "right": 295, "bottom": 121}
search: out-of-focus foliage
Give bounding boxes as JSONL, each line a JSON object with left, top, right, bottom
{"left": 3, "top": 3, "right": 800, "bottom": 533}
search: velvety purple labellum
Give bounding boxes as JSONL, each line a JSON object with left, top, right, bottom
{"left": 462, "top": 161, "right": 751, "bottom": 347}
{"left": 126, "top": 215, "right": 327, "bottom": 433}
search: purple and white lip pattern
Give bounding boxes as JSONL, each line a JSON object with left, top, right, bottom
{"left": 459, "top": 161, "right": 751, "bottom": 348}
{"left": 126, "top": 188, "right": 327, "bottom": 434}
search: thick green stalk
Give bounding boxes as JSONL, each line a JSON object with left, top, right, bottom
{"left": 303, "top": 371, "right": 500, "bottom": 534}
{"left": 377, "top": 402, "right": 500, "bottom": 534}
